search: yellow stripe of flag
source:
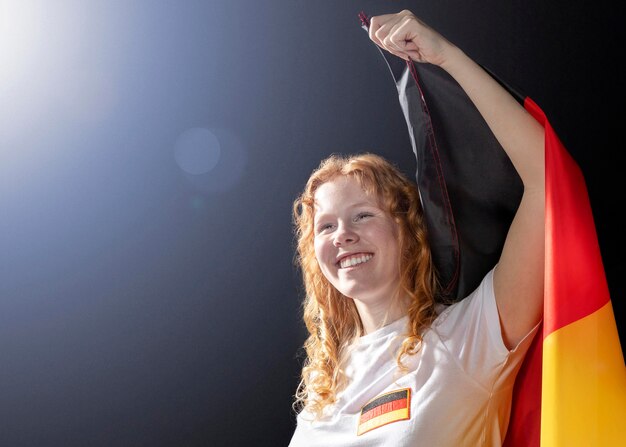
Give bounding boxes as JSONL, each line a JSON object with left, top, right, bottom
{"left": 542, "top": 302, "right": 626, "bottom": 446}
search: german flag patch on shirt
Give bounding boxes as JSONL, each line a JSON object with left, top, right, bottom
{"left": 357, "top": 388, "right": 411, "bottom": 435}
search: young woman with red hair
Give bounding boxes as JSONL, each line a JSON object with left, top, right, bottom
{"left": 289, "top": 10, "right": 544, "bottom": 446}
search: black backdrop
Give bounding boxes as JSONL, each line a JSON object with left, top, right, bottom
{"left": 1, "top": 1, "right": 623, "bottom": 446}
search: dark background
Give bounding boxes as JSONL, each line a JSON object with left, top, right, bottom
{"left": 0, "top": 1, "right": 623, "bottom": 446}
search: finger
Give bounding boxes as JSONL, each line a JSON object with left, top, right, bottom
{"left": 404, "top": 41, "right": 419, "bottom": 51}
{"left": 392, "top": 51, "right": 411, "bottom": 61}
{"left": 382, "top": 40, "right": 412, "bottom": 60}
{"left": 404, "top": 50, "right": 424, "bottom": 63}
{"left": 369, "top": 15, "right": 394, "bottom": 46}
{"left": 370, "top": 14, "right": 401, "bottom": 47}
{"left": 370, "top": 13, "right": 402, "bottom": 26}
{"left": 370, "top": 12, "right": 419, "bottom": 60}
{"left": 374, "top": 23, "right": 395, "bottom": 48}
{"left": 388, "top": 17, "right": 419, "bottom": 52}
{"left": 368, "top": 16, "right": 382, "bottom": 45}
{"left": 383, "top": 20, "right": 410, "bottom": 54}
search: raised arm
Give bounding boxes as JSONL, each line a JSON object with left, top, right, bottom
{"left": 369, "top": 10, "right": 544, "bottom": 348}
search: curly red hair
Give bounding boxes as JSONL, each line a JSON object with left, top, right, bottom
{"left": 292, "top": 153, "right": 439, "bottom": 418}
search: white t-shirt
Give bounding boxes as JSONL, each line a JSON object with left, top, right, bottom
{"left": 289, "top": 268, "right": 539, "bottom": 447}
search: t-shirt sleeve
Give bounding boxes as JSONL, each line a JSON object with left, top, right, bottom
{"left": 432, "top": 266, "right": 539, "bottom": 388}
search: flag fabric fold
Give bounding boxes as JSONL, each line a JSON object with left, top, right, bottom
{"left": 533, "top": 98, "right": 626, "bottom": 446}
{"left": 358, "top": 12, "right": 524, "bottom": 303}
{"left": 359, "top": 11, "right": 626, "bottom": 446}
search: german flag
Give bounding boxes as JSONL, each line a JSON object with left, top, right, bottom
{"left": 357, "top": 388, "right": 411, "bottom": 436}
{"left": 358, "top": 11, "right": 626, "bottom": 446}
{"left": 503, "top": 99, "right": 626, "bottom": 446}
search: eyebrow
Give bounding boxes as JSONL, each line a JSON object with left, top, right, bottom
{"left": 313, "top": 201, "right": 378, "bottom": 221}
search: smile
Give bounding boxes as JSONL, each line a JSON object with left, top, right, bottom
{"left": 338, "top": 253, "right": 373, "bottom": 269}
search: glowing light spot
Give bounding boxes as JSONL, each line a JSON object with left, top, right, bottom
{"left": 174, "top": 128, "right": 221, "bottom": 175}
{"left": 179, "top": 128, "right": 247, "bottom": 193}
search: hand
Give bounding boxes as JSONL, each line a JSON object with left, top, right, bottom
{"left": 368, "top": 10, "right": 453, "bottom": 67}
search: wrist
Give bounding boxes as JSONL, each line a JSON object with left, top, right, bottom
{"left": 438, "top": 44, "right": 470, "bottom": 74}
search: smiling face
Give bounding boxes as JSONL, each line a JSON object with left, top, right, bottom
{"left": 313, "top": 176, "right": 402, "bottom": 309}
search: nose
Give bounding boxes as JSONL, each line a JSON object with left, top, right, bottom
{"left": 333, "top": 223, "right": 359, "bottom": 247}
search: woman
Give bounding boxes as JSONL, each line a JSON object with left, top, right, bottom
{"left": 289, "top": 10, "right": 544, "bottom": 446}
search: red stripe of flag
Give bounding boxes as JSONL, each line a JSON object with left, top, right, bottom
{"left": 503, "top": 98, "right": 626, "bottom": 447}
{"left": 360, "top": 398, "right": 408, "bottom": 423}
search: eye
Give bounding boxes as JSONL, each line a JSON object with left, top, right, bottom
{"left": 354, "top": 212, "right": 374, "bottom": 221}
{"left": 316, "top": 223, "right": 335, "bottom": 234}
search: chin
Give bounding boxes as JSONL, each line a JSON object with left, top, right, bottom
{"left": 338, "top": 286, "right": 379, "bottom": 303}
{"left": 334, "top": 279, "right": 399, "bottom": 305}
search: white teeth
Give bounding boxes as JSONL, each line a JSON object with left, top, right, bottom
{"left": 340, "top": 254, "right": 373, "bottom": 269}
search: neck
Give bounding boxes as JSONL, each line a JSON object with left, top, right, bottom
{"left": 354, "top": 297, "right": 407, "bottom": 335}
